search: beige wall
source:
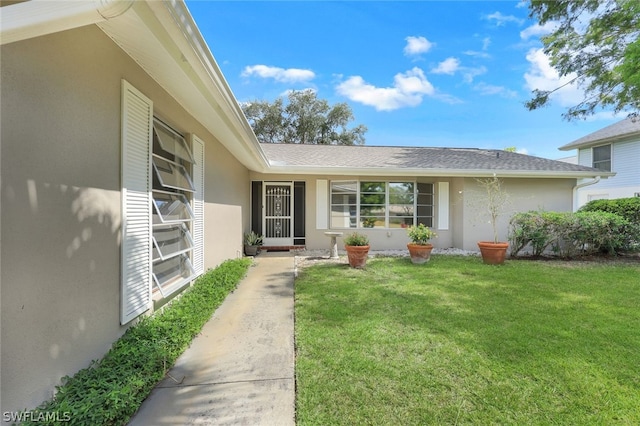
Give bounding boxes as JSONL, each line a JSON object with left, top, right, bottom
{"left": 250, "top": 174, "right": 575, "bottom": 252}
{"left": 458, "top": 177, "right": 575, "bottom": 251}
{"left": 1, "top": 25, "right": 249, "bottom": 413}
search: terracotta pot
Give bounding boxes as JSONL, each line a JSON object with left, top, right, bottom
{"left": 345, "top": 245, "right": 370, "bottom": 268}
{"left": 477, "top": 241, "right": 509, "bottom": 265}
{"left": 407, "top": 243, "right": 434, "bottom": 264}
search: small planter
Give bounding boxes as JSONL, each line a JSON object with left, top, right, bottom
{"left": 407, "top": 243, "right": 434, "bottom": 264}
{"left": 477, "top": 241, "right": 509, "bottom": 265}
{"left": 244, "top": 244, "right": 260, "bottom": 256}
{"left": 345, "top": 245, "right": 370, "bottom": 269}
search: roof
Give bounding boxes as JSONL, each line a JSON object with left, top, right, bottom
{"left": 261, "top": 143, "right": 611, "bottom": 178}
{"left": 559, "top": 117, "right": 640, "bottom": 151}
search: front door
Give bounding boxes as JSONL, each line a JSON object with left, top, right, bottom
{"left": 263, "top": 183, "right": 294, "bottom": 246}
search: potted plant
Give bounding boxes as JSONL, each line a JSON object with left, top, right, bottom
{"left": 406, "top": 223, "right": 437, "bottom": 264}
{"left": 244, "top": 231, "right": 264, "bottom": 256}
{"left": 344, "top": 232, "right": 370, "bottom": 268}
{"left": 475, "top": 176, "right": 510, "bottom": 264}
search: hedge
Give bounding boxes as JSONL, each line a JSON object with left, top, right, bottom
{"left": 509, "top": 210, "right": 638, "bottom": 257}
{"left": 20, "top": 258, "right": 252, "bottom": 426}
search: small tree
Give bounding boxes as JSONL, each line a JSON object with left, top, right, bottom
{"left": 476, "top": 176, "right": 510, "bottom": 243}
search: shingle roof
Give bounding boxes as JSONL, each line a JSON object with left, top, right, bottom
{"left": 260, "top": 143, "right": 607, "bottom": 177}
{"left": 559, "top": 117, "right": 640, "bottom": 150}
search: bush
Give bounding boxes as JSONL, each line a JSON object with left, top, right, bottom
{"left": 579, "top": 197, "right": 640, "bottom": 252}
{"left": 579, "top": 197, "right": 640, "bottom": 224}
{"left": 22, "top": 258, "right": 252, "bottom": 426}
{"left": 509, "top": 210, "right": 634, "bottom": 257}
{"left": 344, "top": 232, "right": 369, "bottom": 246}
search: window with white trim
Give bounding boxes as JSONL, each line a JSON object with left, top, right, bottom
{"left": 330, "top": 181, "right": 434, "bottom": 229}
{"left": 151, "top": 118, "right": 196, "bottom": 297}
{"left": 592, "top": 144, "right": 611, "bottom": 172}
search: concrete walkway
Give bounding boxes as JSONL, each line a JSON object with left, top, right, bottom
{"left": 128, "top": 252, "right": 295, "bottom": 426}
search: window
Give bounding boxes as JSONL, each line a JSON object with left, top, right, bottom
{"left": 151, "top": 118, "right": 195, "bottom": 297}
{"left": 121, "top": 80, "right": 205, "bottom": 324}
{"left": 330, "top": 180, "right": 434, "bottom": 229}
{"left": 592, "top": 145, "right": 611, "bottom": 172}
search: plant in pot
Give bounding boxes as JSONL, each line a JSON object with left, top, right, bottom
{"left": 243, "top": 231, "right": 264, "bottom": 256}
{"left": 406, "top": 223, "right": 437, "bottom": 264}
{"left": 344, "top": 232, "right": 370, "bottom": 269}
{"left": 475, "top": 176, "right": 510, "bottom": 265}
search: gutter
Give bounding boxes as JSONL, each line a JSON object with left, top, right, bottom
{"left": 572, "top": 176, "right": 601, "bottom": 211}
{"left": 1, "top": 0, "right": 134, "bottom": 45}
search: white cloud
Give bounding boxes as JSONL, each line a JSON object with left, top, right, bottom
{"left": 336, "top": 67, "right": 435, "bottom": 111}
{"left": 404, "top": 36, "right": 434, "bottom": 57}
{"left": 431, "top": 57, "right": 460, "bottom": 75}
{"left": 484, "top": 11, "right": 525, "bottom": 26}
{"left": 474, "top": 82, "right": 517, "bottom": 98}
{"left": 520, "top": 22, "right": 557, "bottom": 40}
{"left": 523, "top": 48, "right": 583, "bottom": 107}
{"left": 241, "top": 65, "right": 315, "bottom": 83}
{"left": 462, "top": 66, "right": 487, "bottom": 84}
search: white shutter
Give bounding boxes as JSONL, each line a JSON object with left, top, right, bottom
{"left": 120, "top": 80, "right": 152, "bottom": 325}
{"left": 191, "top": 134, "right": 205, "bottom": 276}
{"left": 437, "top": 181, "right": 449, "bottom": 230}
{"left": 316, "top": 179, "right": 328, "bottom": 229}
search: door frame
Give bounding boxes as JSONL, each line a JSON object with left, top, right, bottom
{"left": 262, "top": 181, "right": 294, "bottom": 246}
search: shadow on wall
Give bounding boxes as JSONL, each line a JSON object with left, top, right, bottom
{"left": 1, "top": 178, "right": 125, "bottom": 413}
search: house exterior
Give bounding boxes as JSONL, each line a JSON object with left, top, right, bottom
{"left": 0, "top": 0, "right": 610, "bottom": 416}
{"left": 559, "top": 117, "right": 640, "bottom": 209}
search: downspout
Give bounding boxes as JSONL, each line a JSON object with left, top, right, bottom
{"left": 1, "top": 0, "right": 134, "bottom": 45}
{"left": 572, "top": 176, "right": 600, "bottom": 211}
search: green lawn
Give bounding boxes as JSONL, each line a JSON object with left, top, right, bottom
{"left": 294, "top": 256, "right": 640, "bottom": 425}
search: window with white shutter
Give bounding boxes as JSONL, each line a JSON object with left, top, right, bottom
{"left": 120, "top": 80, "right": 206, "bottom": 322}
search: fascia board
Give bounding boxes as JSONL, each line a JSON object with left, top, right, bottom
{"left": 265, "top": 165, "right": 615, "bottom": 179}
{"left": 0, "top": 0, "right": 134, "bottom": 45}
{"left": 559, "top": 132, "right": 640, "bottom": 151}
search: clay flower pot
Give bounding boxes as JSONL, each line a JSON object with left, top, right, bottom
{"left": 345, "top": 245, "right": 370, "bottom": 269}
{"left": 407, "top": 243, "right": 434, "bottom": 264}
{"left": 477, "top": 241, "right": 509, "bottom": 265}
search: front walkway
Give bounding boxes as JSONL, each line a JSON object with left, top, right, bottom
{"left": 128, "top": 252, "right": 295, "bottom": 425}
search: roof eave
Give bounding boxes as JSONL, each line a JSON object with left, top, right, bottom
{"left": 265, "top": 165, "right": 614, "bottom": 179}
{"left": 1, "top": 0, "right": 270, "bottom": 172}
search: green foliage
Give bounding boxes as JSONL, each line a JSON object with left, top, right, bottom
{"left": 509, "top": 210, "right": 637, "bottom": 257}
{"left": 406, "top": 223, "right": 437, "bottom": 245}
{"left": 344, "top": 232, "right": 369, "bottom": 247}
{"left": 242, "top": 89, "right": 367, "bottom": 145}
{"left": 578, "top": 197, "right": 640, "bottom": 224}
{"left": 527, "top": 0, "right": 640, "bottom": 119}
{"left": 244, "top": 230, "right": 264, "bottom": 246}
{"left": 22, "top": 259, "right": 251, "bottom": 426}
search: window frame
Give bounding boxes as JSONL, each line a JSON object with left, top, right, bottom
{"left": 592, "top": 144, "right": 612, "bottom": 172}
{"left": 330, "top": 180, "right": 435, "bottom": 229}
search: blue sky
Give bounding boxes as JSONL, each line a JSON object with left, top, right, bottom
{"left": 186, "top": 1, "right": 620, "bottom": 160}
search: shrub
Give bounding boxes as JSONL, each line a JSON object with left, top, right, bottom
{"left": 579, "top": 197, "right": 640, "bottom": 224}
{"left": 344, "top": 232, "right": 369, "bottom": 246}
{"left": 23, "top": 258, "right": 251, "bottom": 426}
{"left": 579, "top": 197, "right": 640, "bottom": 252}
{"left": 509, "top": 210, "right": 633, "bottom": 257}
{"left": 406, "top": 223, "right": 437, "bottom": 245}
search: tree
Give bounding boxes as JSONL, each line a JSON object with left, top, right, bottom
{"left": 526, "top": 0, "right": 640, "bottom": 120}
{"left": 241, "top": 90, "right": 367, "bottom": 145}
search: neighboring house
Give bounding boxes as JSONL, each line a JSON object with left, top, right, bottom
{"left": 559, "top": 117, "right": 640, "bottom": 209}
{"left": 0, "top": 0, "right": 610, "bottom": 415}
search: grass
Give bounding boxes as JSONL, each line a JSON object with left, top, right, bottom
{"left": 295, "top": 255, "right": 640, "bottom": 425}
